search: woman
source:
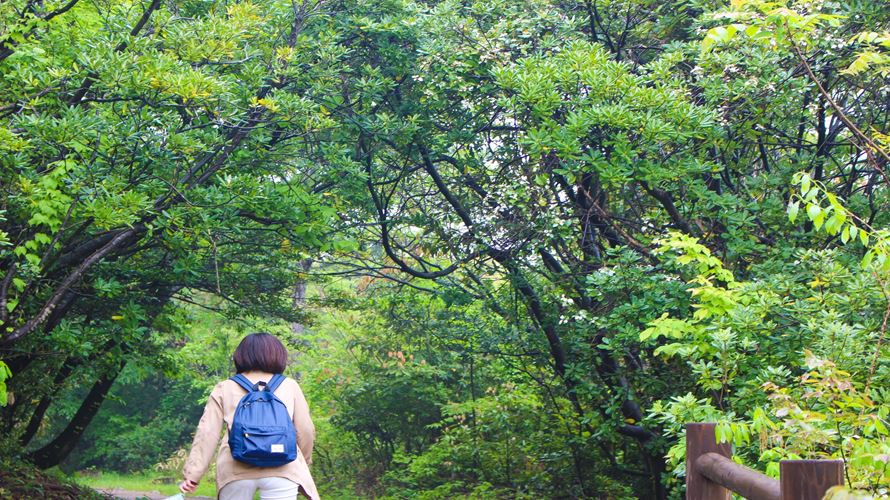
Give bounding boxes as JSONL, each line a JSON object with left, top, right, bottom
{"left": 179, "top": 332, "right": 320, "bottom": 500}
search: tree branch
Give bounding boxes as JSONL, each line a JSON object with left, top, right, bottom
{"left": 2, "top": 228, "right": 138, "bottom": 345}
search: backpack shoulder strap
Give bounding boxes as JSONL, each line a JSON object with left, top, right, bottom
{"left": 266, "top": 373, "right": 285, "bottom": 393}
{"left": 230, "top": 374, "right": 255, "bottom": 393}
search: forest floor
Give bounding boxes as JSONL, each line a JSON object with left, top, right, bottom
{"left": 0, "top": 458, "right": 107, "bottom": 500}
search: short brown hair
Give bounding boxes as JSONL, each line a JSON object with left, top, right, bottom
{"left": 233, "top": 332, "right": 288, "bottom": 373}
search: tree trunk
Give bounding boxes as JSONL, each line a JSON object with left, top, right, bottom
{"left": 26, "top": 360, "right": 124, "bottom": 469}
{"left": 20, "top": 358, "right": 80, "bottom": 447}
{"left": 290, "top": 259, "right": 313, "bottom": 334}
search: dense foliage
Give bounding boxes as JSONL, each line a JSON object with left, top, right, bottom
{"left": 1, "top": 0, "right": 888, "bottom": 498}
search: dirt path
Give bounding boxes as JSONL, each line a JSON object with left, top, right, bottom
{"left": 96, "top": 487, "right": 214, "bottom": 499}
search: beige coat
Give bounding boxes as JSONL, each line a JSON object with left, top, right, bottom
{"left": 183, "top": 371, "right": 320, "bottom": 499}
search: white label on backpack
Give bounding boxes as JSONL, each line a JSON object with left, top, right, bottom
{"left": 271, "top": 444, "right": 284, "bottom": 453}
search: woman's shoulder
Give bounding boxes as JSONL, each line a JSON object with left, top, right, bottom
{"left": 209, "top": 376, "right": 267, "bottom": 400}
{"left": 226, "top": 372, "right": 299, "bottom": 386}
{"left": 211, "top": 377, "right": 240, "bottom": 393}
{"left": 273, "top": 375, "right": 307, "bottom": 397}
{"left": 201, "top": 378, "right": 234, "bottom": 404}
{"left": 214, "top": 373, "right": 300, "bottom": 390}
{"left": 278, "top": 374, "right": 301, "bottom": 388}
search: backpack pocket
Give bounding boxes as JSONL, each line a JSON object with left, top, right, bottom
{"left": 238, "top": 425, "right": 297, "bottom": 464}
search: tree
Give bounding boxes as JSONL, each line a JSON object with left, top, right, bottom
{"left": 306, "top": 0, "right": 889, "bottom": 496}
{"left": 1, "top": 0, "right": 343, "bottom": 464}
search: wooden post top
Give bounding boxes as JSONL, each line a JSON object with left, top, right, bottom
{"left": 686, "top": 423, "right": 732, "bottom": 500}
{"left": 780, "top": 459, "right": 845, "bottom": 500}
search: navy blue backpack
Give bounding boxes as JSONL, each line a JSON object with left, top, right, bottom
{"left": 228, "top": 373, "right": 298, "bottom": 467}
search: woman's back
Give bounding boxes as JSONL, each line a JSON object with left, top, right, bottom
{"left": 180, "top": 333, "right": 319, "bottom": 500}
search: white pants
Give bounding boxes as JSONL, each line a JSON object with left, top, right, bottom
{"left": 219, "top": 477, "right": 301, "bottom": 500}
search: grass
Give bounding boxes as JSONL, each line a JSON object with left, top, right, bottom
{"left": 73, "top": 470, "right": 218, "bottom": 498}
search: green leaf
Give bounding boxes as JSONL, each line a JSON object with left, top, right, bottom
{"left": 332, "top": 239, "right": 360, "bottom": 252}
{"left": 653, "top": 343, "right": 686, "bottom": 358}
{"left": 800, "top": 173, "right": 812, "bottom": 195}
{"left": 812, "top": 211, "right": 825, "bottom": 230}
{"left": 862, "top": 251, "right": 875, "bottom": 268}
{"left": 787, "top": 201, "right": 799, "bottom": 222}
{"left": 0, "top": 361, "right": 11, "bottom": 407}
{"left": 806, "top": 204, "right": 821, "bottom": 222}
{"left": 842, "top": 51, "right": 880, "bottom": 75}
{"left": 824, "top": 214, "right": 840, "bottom": 235}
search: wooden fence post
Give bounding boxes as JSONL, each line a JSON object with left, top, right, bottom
{"left": 780, "top": 460, "right": 845, "bottom": 500}
{"left": 686, "top": 423, "right": 732, "bottom": 500}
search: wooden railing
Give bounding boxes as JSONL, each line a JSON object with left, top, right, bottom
{"left": 686, "top": 423, "right": 845, "bottom": 500}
